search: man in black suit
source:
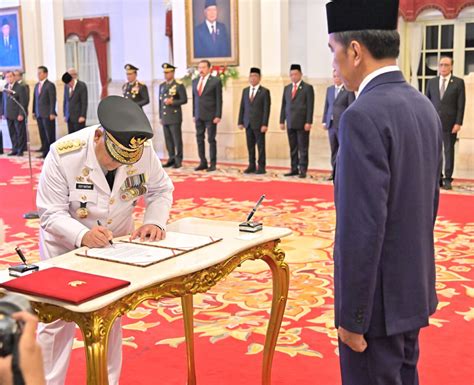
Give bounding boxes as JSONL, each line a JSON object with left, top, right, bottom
{"left": 159, "top": 63, "right": 188, "bottom": 169}
{"left": 192, "top": 59, "right": 223, "bottom": 172}
{"left": 322, "top": 69, "right": 355, "bottom": 180}
{"left": 194, "top": 0, "right": 231, "bottom": 58}
{"left": 14, "top": 70, "right": 29, "bottom": 154}
{"left": 0, "top": 19, "right": 20, "bottom": 67}
{"left": 238, "top": 67, "right": 271, "bottom": 174}
{"left": 1, "top": 71, "right": 27, "bottom": 156}
{"left": 280, "top": 64, "right": 315, "bottom": 178}
{"left": 122, "top": 64, "right": 149, "bottom": 109}
{"left": 33, "top": 66, "right": 57, "bottom": 159}
{"left": 62, "top": 70, "right": 88, "bottom": 134}
{"left": 426, "top": 56, "right": 466, "bottom": 190}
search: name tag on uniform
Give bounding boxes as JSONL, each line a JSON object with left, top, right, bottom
{"left": 76, "top": 183, "right": 94, "bottom": 190}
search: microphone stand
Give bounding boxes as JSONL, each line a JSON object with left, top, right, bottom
{"left": 6, "top": 91, "right": 39, "bottom": 219}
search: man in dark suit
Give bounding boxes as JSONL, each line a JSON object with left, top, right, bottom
{"left": 159, "top": 63, "right": 188, "bottom": 169}
{"left": 280, "top": 64, "right": 315, "bottom": 178}
{"left": 194, "top": 0, "right": 231, "bottom": 58}
{"left": 192, "top": 59, "right": 223, "bottom": 172}
{"left": 33, "top": 66, "right": 57, "bottom": 159}
{"left": 14, "top": 70, "right": 29, "bottom": 154}
{"left": 238, "top": 67, "right": 271, "bottom": 174}
{"left": 122, "top": 64, "right": 149, "bottom": 109}
{"left": 426, "top": 57, "right": 466, "bottom": 190}
{"left": 326, "top": 1, "right": 443, "bottom": 384}
{"left": 62, "top": 71, "right": 88, "bottom": 134}
{"left": 0, "top": 19, "right": 20, "bottom": 67}
{"left": 322, "top": 68, "right": 355, "bottom": 180}
{"left": 1, "top": 71, "right": 27, "bottom": 156}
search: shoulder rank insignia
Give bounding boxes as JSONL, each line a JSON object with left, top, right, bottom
{"left": 175, "top": 79, "right": 183, "bottom": 85}
{"left": 56, "top": 139, "right": 86, "bottom": 155}
{"left": 144, "top": 139, "right": 152, "bottom": 147}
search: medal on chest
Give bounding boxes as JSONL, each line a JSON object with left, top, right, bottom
{"left": 120, "top": 173, "right": 148, "bottom": 201}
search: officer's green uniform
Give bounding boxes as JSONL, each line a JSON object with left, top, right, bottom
{"left": 122, "top": 64, "right": 150, "bottom": 109}
{"left": 159, "top": 63, "right": 188, "bottom": 168}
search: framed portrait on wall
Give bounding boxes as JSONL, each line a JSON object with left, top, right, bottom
{"left": 185, "top": 0, "right": 239, "bottom": 66}
{"left": 0, "top": 7, "right": 24, "bottom": 71}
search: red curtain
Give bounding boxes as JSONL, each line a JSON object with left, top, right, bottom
{"left": 400, "top": 0, "right": 474, "bottom": 20}
{"left": 165, "top": 9, "right": 173, "bottom": 63}
{"left": 64, "top": 17, "right": 110, "bottom": 98}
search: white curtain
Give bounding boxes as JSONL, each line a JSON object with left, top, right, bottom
{"left": 65, "top": 36, "right": 101, "bottom": 124}
{"left": 410, "top": 23, "right": 423, "bottom": 89}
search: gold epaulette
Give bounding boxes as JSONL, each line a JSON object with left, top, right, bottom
{"left": 56, "top": 139, "right": 86, "bottom": 155}
{"left": 175, "top": 80, "right": 183, "bottom": 85}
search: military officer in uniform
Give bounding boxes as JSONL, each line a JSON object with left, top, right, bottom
{"left": 36, "top": 96, "right": 174, "bottom": 385}
{"left": 159, "top": 63, "right": 188, "bottom": 168}
{"left": 122, "top": 64, "right": 150, "bottom": 108}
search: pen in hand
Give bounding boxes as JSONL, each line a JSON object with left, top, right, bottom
{"left": 97, "top": 220, "right": 114, "bottom": 247}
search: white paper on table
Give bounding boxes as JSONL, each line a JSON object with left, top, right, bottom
{"left": 82, "top": 243, "right": 176, "bottom": 267}
{"left": 130, "top": 231, "right": 220, "bottom": 250}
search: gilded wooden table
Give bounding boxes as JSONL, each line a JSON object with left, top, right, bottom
{"left": 3, "top": 218, "right": 291, "bottom": 385}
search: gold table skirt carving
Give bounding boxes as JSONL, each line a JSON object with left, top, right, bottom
{"left": 32, "top": 240, "right": 289, "bottom": 385}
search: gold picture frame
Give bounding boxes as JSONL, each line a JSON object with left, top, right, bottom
{"left": 185, "top": 0, "right": 239, "bottom": 67}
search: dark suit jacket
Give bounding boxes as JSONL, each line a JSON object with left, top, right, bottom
{"left": 2, "top": 82, "right": 27, "bottom": 120}
{"left": 0, "top": 35, "right": 20, "bottom": 66}
{"left": 280, "top": 80, "right": 314, "bottom": 129}
{"left": 18, "top": 80, "right": 30, "bottom": 114}
{"left": 33, "top": 79, "right": 57, "bottom": 118}
{"left": 322, "top": 85, "right": 355, "bottom": 130}
{"left": 238, "top": 85, "right": 271, "bottom": 129}
{"left": 334, "top": 71, "right": 442, "bottom": 337}
{"left": 63, "top": 80, "right": 88, "bottom": 123}
{"left": 426, "top": 75, "right": 466, "bottom": 132}
{"left": 194, "top": 21, "right": 231, "bottom": 58}
{"left": 192, "top": 76, "right": 223, "bottom": 121}
{"left": 122, "top": 81, "right": 149, "bottom": 108}
{"left": 159, "top": 79, "right": 188, "bottom": 124}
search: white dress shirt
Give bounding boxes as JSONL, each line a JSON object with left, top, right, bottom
{"left": 439, "top": 73, "right": 451, "bottom": 93}
{"left": 356, "top": 65, "right": 400, "bottom": 99}
{"left": 206, "top": 20, "right": 217, "bottom": 35}
{"left": 249, "top": 84, "right": 260, "bottom": 100}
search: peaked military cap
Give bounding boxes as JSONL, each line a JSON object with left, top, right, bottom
{"left": 124, "top": 64, "right": 139, "bottom": 74}
{"left": 326, "top": 0, "right": 399, "bottom": 34}
{"left": 98, "top": 96, "right": 153, "bottom": 164}
{"left": 61, "top": 72, "right": 73, "bottom": 84}
{"left": 162, "top": 63, "right": 176, "bottom": 73}
{"left": 290, "top": 64, "right": 302, "bottom": 72}
{"left": 205, "top": 0, "right": 217, "bottom": 8}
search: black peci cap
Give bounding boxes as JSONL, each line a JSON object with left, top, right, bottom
{"left": 326, "top": 0, "right": 399, "bottom": 34}
{"left": 61, "top": 72, "right": 73, "bottom": 84}
{"left": 250, "top": 67, "right": 261, "bottom": 75}
{"left": 205, "top": 0, "right": 217, "bottom": 8}
{"left": 290, "top": 64, "right": 302, "bottom": 72}
{"left": 98, "top": 96, "right": 153, "bottom": 164}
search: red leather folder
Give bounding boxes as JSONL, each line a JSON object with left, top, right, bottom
{"left": 0, "top": 267, "right": 130, "bottom": 305}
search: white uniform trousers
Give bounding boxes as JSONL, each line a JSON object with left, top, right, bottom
{"left": 37, "top": 318, "right": 122, "bottom": 385}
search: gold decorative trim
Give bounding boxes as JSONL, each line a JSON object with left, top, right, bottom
{"left": 32, "top": 240, "right": 289, "bottom": 385}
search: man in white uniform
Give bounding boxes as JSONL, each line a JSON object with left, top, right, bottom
{"left": 36, "top": 96, "right": 174, "bottom": 385}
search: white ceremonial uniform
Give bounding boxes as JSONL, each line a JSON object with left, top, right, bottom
{"left": 36, "top": 125, "right": 174, "bottom": 385}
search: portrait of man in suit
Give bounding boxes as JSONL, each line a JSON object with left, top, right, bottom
{"left": 0, "top": 15, "right": 21, "bottom": 68}
{"left": 193, "top": 0, "right": 231, "bottom": 59}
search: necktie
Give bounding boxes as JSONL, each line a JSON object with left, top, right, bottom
{"left": 335, "top": 86, "right": 341, "bottom": 100}
{"left": 291, "top": 83, "right": 298, "bottom": 99}
{"left": 69, "top": 85, "right": 74, "bottom": 97}
{"left": 250, "top": 87, "right": 255, "bottom": 102}
{"left": 211, "top": 25, "right": 216, "bottom": 43}
{"left": 38, "top": 82, "right": 42, "bottom": 94}
{"left": 197, "top": 77, "right": 204, "bottom": 96}
{"left": 106, "top": 169, "right": 116, "bottom": 191}
{"left": 440, "top": 78, "right": 447, "bottom": 99}
{"left": 4, "top": 37, "right": 8, "bottom": 48}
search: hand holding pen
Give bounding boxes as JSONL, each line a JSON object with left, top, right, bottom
{"left": 80, "top": 221, "right": 114, "bottom": 248}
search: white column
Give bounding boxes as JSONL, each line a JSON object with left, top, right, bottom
{"left": 171, "top": 0, "right": 187, "bottom": 78}
{"left": 260, "top": 0, "right": 289, "bottom": 76}
{"left": 237, "top": 0, "right": 261, "bottom": 73}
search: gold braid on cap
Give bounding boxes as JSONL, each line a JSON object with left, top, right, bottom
{"left": 105, "top": 132, "right": 144, "bottom": 164}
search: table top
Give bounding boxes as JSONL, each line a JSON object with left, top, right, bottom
{"left": 0, "top": 218, "right": 292, "bottom": 313}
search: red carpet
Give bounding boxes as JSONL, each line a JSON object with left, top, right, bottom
{"left": 0, "top": 156, "right": 473, "bottom": 385}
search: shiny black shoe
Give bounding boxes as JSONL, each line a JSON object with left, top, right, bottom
{"left": 207, "top": 165, "right": 217, "bottom": 172}
{"left": 443, "top": 181, "right": 452, "bottom": 190}
{"left": 7, "top": 152, "right": 18, "bottom": 156}
{"left": 284, "top": 170, "right": 299, "bottom": 177}
{"left": 163, "top": 161, "right": 175, "bottom": 168}
{"left": 299, "top": 172, "right": 307, "bottom": 179}
{"left": 17, "top": 152, "right": 24, "bottom": 157}
{"left": 173, "top": 163, "right": 182, "bottom": 169}
{"left": 256, "top": 169, "right": 266, "bottom": 175}
{"left": 194, "top": 164, "right": 208, "bottom": 171}
{"left": 243, "top": 166, "right": 256, "bottom": 174}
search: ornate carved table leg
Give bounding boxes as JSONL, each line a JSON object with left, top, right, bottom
{"left": 261, "top": 245, "right": 290, "bottom": 385}
{"left": 181, "top": 294, "right": 197, "bottom": 385}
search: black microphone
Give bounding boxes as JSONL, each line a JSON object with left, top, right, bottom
{"left": 2, "top": 88, "right": 16, "bottom": 95}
